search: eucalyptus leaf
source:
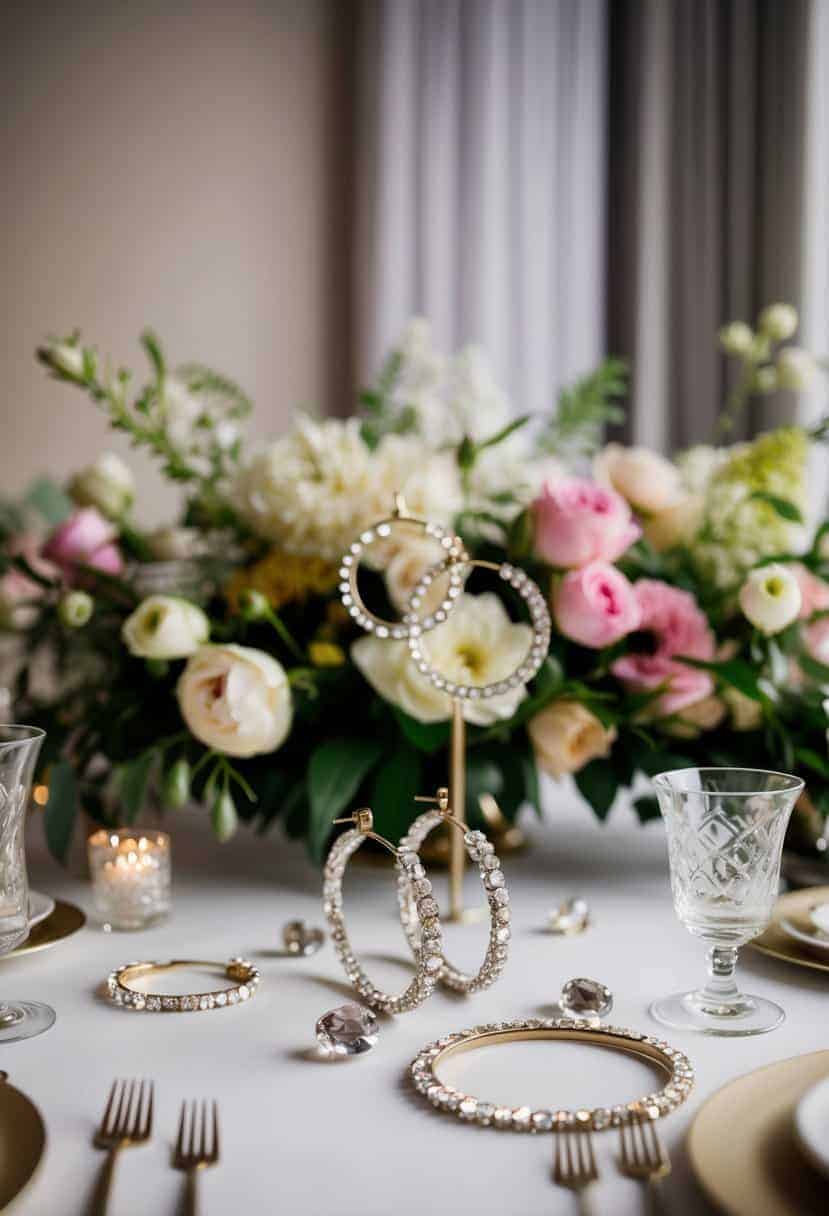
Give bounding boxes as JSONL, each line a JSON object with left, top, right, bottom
{"left": 118, "top": 750, "right": 156, "bottom": 821}
{"left": 308, "top": 739, "right": 383, "bottom": 862}
{"left": 44, "top": 760, "right": 77, "bottom": 863}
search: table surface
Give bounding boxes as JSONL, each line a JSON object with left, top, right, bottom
{"left": 5, "top": 782, "right": 827, "bottom": 1215}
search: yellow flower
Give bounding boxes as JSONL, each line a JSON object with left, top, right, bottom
{"left": 309, "top": 642, "right": 346, "bottom": 668}
{"left": 225, "top": 550, "right": 338, "bottom": 613}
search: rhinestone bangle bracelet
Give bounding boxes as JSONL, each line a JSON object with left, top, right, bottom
{"left": 410, "top": 1018, "right": 694, "bottom": 1132}
{"left": 106, "top": 957, "right": 260, "bottom": 1012}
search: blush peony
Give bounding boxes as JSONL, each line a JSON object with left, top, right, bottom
{"left": 42, "top": 508, "right": 124, "bottom": 579}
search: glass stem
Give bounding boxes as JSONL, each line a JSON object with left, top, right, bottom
{"left": 697, "top": 945, "right": 741, "bottom": 1010}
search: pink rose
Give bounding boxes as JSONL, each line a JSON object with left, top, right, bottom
{"left": 805, "top": 618, "right": 829, "bottom": 665}
{"left": 0, "top": 536, "right": 57, "bottom": 628}
{"left": 42, "top": 508, "right": 124, "bottom": 580}
{"left": 533, "top": 478, "right": 641, "bottom": 568}
{"left": 791, "top": 563, "right": 829, "bottom": 619}
{"left": 611, "top": 579, "right": 715, "bottom": 716}
{"left": 553, "top": 562, "right": 641, "bottom": 648}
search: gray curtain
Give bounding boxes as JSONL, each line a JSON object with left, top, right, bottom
{"left": 608, "top": 0, "right": 813, "bottom": 449}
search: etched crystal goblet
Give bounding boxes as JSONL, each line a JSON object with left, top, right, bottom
{"left": 651, "top": 767, "right": 803, "bottom": 1036}
{"left": 0, "top": 725, "right": 55, "bottom": 1041}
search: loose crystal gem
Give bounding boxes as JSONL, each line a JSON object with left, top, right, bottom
{"left": 316, "top": 1003, "right": 379, "bottom": 1056}
{"left": 282, "top": 919, "right": 325, "bottom": 957}
{"left": 548, "top": 896, "right": 590, "bottom": 935}
{"left": 560, "top": 977, "right": 613, "bottom": 1018}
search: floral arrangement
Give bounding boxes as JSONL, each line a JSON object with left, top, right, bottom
{"left": 3, "top": 306, "right": 829, "bottom": 865}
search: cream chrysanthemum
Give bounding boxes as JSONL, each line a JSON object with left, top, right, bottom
{"left": 234, "top": 416, "right": 462, "bottom": 561}
{"left": 352, "top": 592, "right": 531, "bottom": 726}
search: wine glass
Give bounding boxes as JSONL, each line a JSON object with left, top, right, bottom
{"left": 651, "top": 766, "right": 803, "bottom": 1036}
{"left": 0, "top": 725, "right": 56, "bottom": 1042}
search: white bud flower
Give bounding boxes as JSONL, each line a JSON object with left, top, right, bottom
{"left": 753, "top": 366, "right": 778, "bottom": 394}
{"left": 69, "top": 451, "right": 134, "bottom": 519}
{"left": 718, "top": 322, "right": 754, "bottom": 357}
{"left": 58, "top": 590, "right": 94, "bottom": 629}
{"left": 758, "top": 303, "right": 798, "bottom": 342}
{"left": 776, "top": 347, "right": 816, "bottom": 391}
{"left": 739, "top": 563, "right": 802, "bottom": 635}
{"left": 122, "top": 595, "right": 209, "bottom": 659}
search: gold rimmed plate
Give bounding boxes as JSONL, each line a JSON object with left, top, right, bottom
{"left": 6, "top": 900, "right": 86, "bottom": 958}
{"left": 749, "top": 886, "right": 829, "bottom": 975}
{"left": 0, "top": 1072, "right": 46, "bottom": 1210}
{"left": 688, "top": 1051, "right": 829, "bottom": 1215}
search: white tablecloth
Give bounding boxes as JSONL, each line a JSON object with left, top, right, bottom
{"left": 7, "top": 785, "right": 827, "bottom": 1215}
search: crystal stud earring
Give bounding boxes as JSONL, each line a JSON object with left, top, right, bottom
{"left": 560, "top": 977, "right": 613, "bottom": 1020}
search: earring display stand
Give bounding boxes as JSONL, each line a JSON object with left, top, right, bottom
{"left": 340, "top": 498, "right": 551, "bottom": 924}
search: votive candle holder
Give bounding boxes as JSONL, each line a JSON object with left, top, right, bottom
{"left": 88, "top": 828, "right": 171, "bottom": 930}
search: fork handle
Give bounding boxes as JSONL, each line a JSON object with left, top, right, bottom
{"left": 646, "top": 1177, "right": 666, "bottom": 1216}
{"left": 88, "top": 1146, "right": 120, "bottom": 1216}
{"left": 180, "top": 1168, "right": 200, "bottom": 1216}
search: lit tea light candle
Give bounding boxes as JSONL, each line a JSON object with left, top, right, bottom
{"left": 88, "top": 828, "right": 171, "bottom": 931}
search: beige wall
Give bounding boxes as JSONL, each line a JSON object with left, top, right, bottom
{"left": 0, "top": 0, "right": 353, "bottom": 524}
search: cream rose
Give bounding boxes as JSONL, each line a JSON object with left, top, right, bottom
{"left": 177, "top": 644, "right": 292, "bottom": 757}
{"left": 123, "top": 595, "right": 209, "bottom": 659}
{"left": 69, "top": 451, "right": 135, "bottom": 519}
{"left": 662, "top": 695, "right": 727, "bottom": 739}
{"left": 739, "top": 564, "right": 802, "bottom": 635}
{"left": 593, "top": 444, "right": 682, "bottom": 515}
{"left": 643, "top": 494, "right": 704, "bottom": 552}
{"left": 528, "top": 699, "right": 616, "bottom": 777}
{"left": 723, "top": 686, "right": 763, "bottom": 732}
{"left": 352, "top": 592, "right": 530, "bottom": 726}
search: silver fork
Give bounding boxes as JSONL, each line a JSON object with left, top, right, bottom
{"left": 618, "top": 1116, "right": 671, "bottom": 1213}
{"left": 173, "top": 1099, "right": 220, "bottom": 1216}
{"left": 90, "top": 1078, "right": 153, "bottom": 1215}
{"left": 553, "top": 1126, "right": 599, "bottom": 1214}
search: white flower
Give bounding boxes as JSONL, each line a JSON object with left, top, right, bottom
{"left": 758, "top": 304, "right": 798, "bottom": 342}
{"left": 593, "top": 444, "right": 682, "bottom": 514}
{"left": 528, "top": 700, "right": 616, "bottom": 777}
{"left": 123, "top": 595, "right": 209, "bottom": 659}
{"left": 159, "top": 377, "right": 204, "bottom": 446}
{"left": 776, "top": 347, "right": 816, "bottom": 391}
{"left": 677, "top": 445, "right": 728, "bottom": 496}
{"left": 49, "top": 342, "right": 86, "bottom": 377}
{"left": 69, "top": 451, "right": 134, "bottom": 519}
{"left": 739, "top": 564, "right": 802, "bottom": 635}
{"left": 177, "top": 644, "right": 292, "bottom": 757}
{"left": 234, "top": 416, "right": 462, "bottom": 561}
{"left": 384, "top": 534, "right": 449, "bottom": 614}
{"left": 352, "top": 592, "right": 530, "bottom": 726}
{"left": 718, "top": 322, "right": 754, "bottom": 356}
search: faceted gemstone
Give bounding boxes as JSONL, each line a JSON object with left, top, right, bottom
{"left": 548, "top": 897, "right": 590, "bottom": 935}
{"left": 316, "top": 1003, "right": 379, "bottom": 1056}
{"left": 418, "top": 897, "right": 439, "bottom": 918}
{"left": 559, "top": 977, "right": 613, "bottom": 1018}
{"left": 532, "top": 1111, "right": 553, "bottom": 1131}
{"left": 282, "top": 919, "right": 325, "bottom": 957}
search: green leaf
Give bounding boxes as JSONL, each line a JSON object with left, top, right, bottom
{"left": 747, "top": 491, "right": 803, "bottom": 523}
{"left": 457, "top": 435, "right": 476, "bottom": 471}
{"left": 474, "top": 415, "right": 532, "bottom": 453}
{"left": 371, "top": 743, "right": 422, "bottom": 840}
{"left": 575, "top": 757, "right": 619, "bottom": 819}
{"left": 393, "top": 709, "right": 449, "bottom": 754}
{"left": 632, "top": 795, "right": 661, "bottom": 823}
{"left": 141, "top": 329, "right": 166, "bottom": 380}
{"left": 795, "top": 747, "right": 829, "bottom": 779}
{"left": 308, "top": 738, "right": 383, "bottom": 862}
{"left": 23, "top": 476, "right": 72, "bottom": 526}
{"left": 44, "top": 760, "right": 77, "bottom": 863}
{"left": 797, "top": 652, "right": 829, "bottom": 686}
{"left": 118, "top": 750, "right": 156, "bottom": 821}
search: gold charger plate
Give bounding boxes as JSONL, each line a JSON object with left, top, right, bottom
{"left": 0, "top": 1072, "right": 46, "bottom": 1210}
{"left": 5, "top": 900, "right": 85, "bottom": 958}
{"left": 750, "top": 886, "right": 829, "bottom": 975}
{"left": 688, "top": 1052, "right": 829, "bottom": 1216}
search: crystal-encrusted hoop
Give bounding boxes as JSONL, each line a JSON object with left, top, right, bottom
{"left": 323, "top": 822, "right": 443, "bottom": 1014}
{"left": 398, "top": 799, "right": 510, "bottom": 994}
{"left": 410, "top": 1019, "right": 695, "bottom": 1131}
{"left": 339, "top": 511, "right": 467, "bottom": 640}
{"left": 107, "top": 957, "right": 259, "bottom": 1012}
{"left": 405, "top": 559, "right": 551, "bottom": 700}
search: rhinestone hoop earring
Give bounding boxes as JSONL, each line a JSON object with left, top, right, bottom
{"left": 338, "top": 494, "right": 468, "bottom": 639}
{"left": 323, "top": 808, "right": 444, "bottom": 1013}
{"left": 405, "top": 560, "right": 552, "bottom": 700}
{"left": 398, "top": 789, "right": 511, "bottom": 994}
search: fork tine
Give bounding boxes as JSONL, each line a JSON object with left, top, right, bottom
{"left": 113, "top": 1079, "right": 133, "bottom": 1136}
{"left": 143, "top": 1081, "right": 154, "bottom": 1137}
{"left": 197, "top": 1101, "right": 205, "bottom": 1160}
{"left": 208, "top": 1101, "right": 219, "bottom": 1161}
{"left": 644, "top": 1117, "right": 665, "bottom": 1166}
{"left": 584, "top": 1129, "right": 597, "bottom": 1179}
{"left": 127, "top": 1080, "right": 143, "bottom": 1139}
{"left": 99, "top": 1080, "right": 119, "bottom": 1136}
{"left": 175, "top": 1101, "right": 188, "bottom": 1160}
